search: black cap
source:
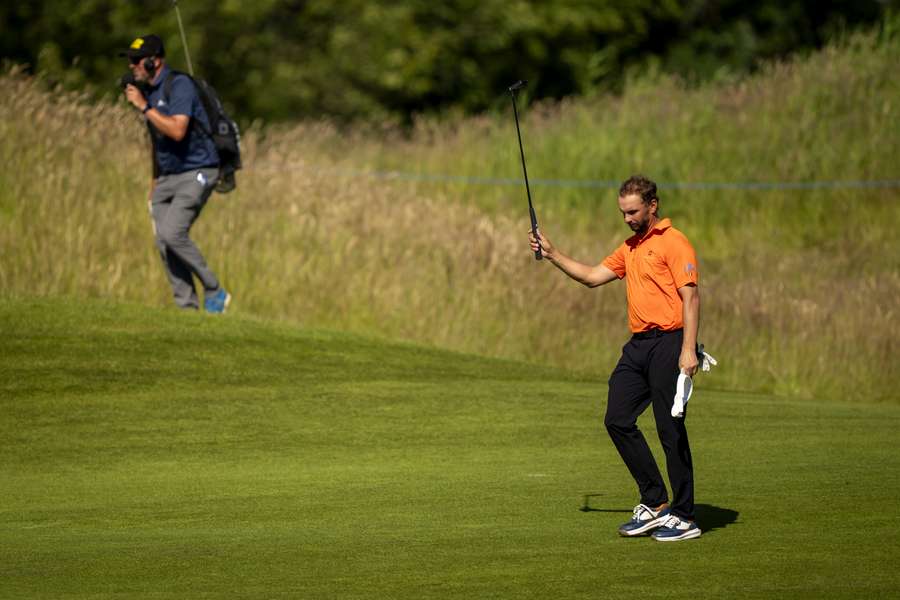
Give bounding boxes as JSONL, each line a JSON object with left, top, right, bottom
{"left": 119, "top": 34, "right": 165, "bottom": 59}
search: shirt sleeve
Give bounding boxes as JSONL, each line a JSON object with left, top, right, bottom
{"left": 601, "top": 242, "right": 627, "bottom": 279}
{"left": 166, "top": 75, "right": 196, "bottom": 117}
{"left": 665, "top": 230, "right": 699, "bottom": 288}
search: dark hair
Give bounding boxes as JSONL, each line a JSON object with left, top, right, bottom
{"left": 619, "top": 175, "right": 658, "bottom": 205}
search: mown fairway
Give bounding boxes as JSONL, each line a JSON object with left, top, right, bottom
{"left": 2, "top": 297, "right": 898, "bottom": 598}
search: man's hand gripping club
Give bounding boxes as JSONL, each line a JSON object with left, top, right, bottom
{"left": 528, "top": 229, "right": 618, "bottom": 288}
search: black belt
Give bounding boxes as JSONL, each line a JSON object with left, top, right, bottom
{"left": 632, "top": 327, "right": 681, "bottom": 340}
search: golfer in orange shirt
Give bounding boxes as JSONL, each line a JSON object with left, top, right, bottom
{"left": 529, "top": 175, "right": 702, "bottom": 541}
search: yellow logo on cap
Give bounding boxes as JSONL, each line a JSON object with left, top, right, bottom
{"left": 130, "top": 38, "right": 145, "bottom": 49}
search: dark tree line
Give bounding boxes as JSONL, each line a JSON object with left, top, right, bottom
{"left": 1, "top": 1, "right": 894, "bottom": 123}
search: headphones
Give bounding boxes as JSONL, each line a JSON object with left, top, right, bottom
{"left": 142, "top": 56, "right": 157, "bottom": 77}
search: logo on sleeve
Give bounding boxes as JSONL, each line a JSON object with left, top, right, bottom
{"left": 684, "top": 262, "right": 696, "bottom": 274}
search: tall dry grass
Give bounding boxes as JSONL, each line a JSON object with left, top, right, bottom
{"left": 1, "top": 30, "right": 898, "bottom": 402}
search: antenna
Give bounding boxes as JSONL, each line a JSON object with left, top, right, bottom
{"left": 172, "top": 0, "right": 194, "bottom": 76}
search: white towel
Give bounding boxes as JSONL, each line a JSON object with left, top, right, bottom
{"left": 671, "top": 371, "right": 693, "bottom": 418}
{"left": 671, "top": 345, "right": 719, "bottom": 418}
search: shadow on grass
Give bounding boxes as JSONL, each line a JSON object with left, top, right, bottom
{"left": 696, "top": 503, "right": 739, "bottom": 533}
{"left": 578, "top": 493, "right": 630, "bottom": 513}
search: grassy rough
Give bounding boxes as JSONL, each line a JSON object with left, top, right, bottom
{"left": 1, "top": 29, "right": 898, "bottom": 402}
{"left": 2, "top": 297, "right": 900, "bottom": 598}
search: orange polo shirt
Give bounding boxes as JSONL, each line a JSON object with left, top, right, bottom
{"left": 601, "top": 218, "right": 698, "bottom": 333}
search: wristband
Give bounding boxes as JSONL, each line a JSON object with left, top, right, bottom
{"left": 142, "top": 103, "right": 152, "bottom": 114}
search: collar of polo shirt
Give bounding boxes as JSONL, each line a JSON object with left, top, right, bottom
{"left": 636, "top": 217, "right": 672, "bottom": 243}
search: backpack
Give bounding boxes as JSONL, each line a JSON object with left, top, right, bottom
{"left": 161, "top": 70, "right": 242, "bottom": 193}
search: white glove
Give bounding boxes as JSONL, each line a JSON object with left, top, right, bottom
{"left": 698, "top": 344, "right": 718, "bottom": 372}
{"left": 671, "top": 371, "right": 693, "bottom": 418}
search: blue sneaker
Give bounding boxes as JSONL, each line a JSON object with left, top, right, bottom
{"left": 204, "top": 288, "right": 231, "bottom": 314}
{"left": 618, "top": 503, "right": 671, "bottom": 537}
{"left": 651, "top": 515, "right": 702, "bottom": 541}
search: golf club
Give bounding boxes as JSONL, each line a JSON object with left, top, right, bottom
{"left": 508, "top": 80, "right": 542, "bottom": 260}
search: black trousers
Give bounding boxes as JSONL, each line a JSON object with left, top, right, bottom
{"left": 604, "top": 329, "right": 695, "bottom": 521}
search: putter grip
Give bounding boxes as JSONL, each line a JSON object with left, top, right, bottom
{"left": 532, "top": 224, "right": 543, "bottom": 260}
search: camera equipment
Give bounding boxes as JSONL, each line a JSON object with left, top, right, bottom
{"left": 118, "top": 72, "right": 149, "bottom": 93}
{"left": 119, "top": 72, "right": 136, "bottom": 88}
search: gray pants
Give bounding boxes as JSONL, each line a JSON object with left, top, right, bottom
{"left": 150, "top": 168, "right": 220, "bottom": 309}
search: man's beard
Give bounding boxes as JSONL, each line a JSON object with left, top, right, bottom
{"left": 630, "top": 220, "right": 649, "bottom": 234}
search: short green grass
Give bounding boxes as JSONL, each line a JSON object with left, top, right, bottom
{"left": 2, "top": 297, "right": 899, "bottom": 598}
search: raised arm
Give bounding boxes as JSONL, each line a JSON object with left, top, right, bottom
{"left": 529, "top": 229, "right": 618, "bottom": 288}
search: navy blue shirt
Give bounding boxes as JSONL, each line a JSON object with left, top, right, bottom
{"left": 145, "top": 66, "right": 219, "bottom": 175}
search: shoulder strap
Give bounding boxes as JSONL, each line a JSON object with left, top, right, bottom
{"left": 164, "top": 70, "right": 213, "bottom": 138}
{"left": 147, "top": 70, "right": 178, "bottom": 141}
{"left": 145, "top": 75, "right": 176, "bottom": 178}
{"left": 162, "top": 70, "right": 177, "bottom": 106}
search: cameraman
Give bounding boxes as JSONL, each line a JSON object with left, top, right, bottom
{"left": 121, "top": 34, "right": 230, "bottom": 313}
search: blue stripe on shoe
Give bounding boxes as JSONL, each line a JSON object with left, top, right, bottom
{"left": 651, "top": 516, "right": 702, "bottom": 541}
{"left": 618, "top": 504, "right": 671, "bottom": 537}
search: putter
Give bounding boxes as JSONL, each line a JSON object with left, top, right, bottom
{"left": 508, "top": 80, "right": 542, "bottom": 260}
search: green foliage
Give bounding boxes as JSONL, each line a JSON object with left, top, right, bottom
{"left": 1, "top": 1, "right": 896, "bottom": 121}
